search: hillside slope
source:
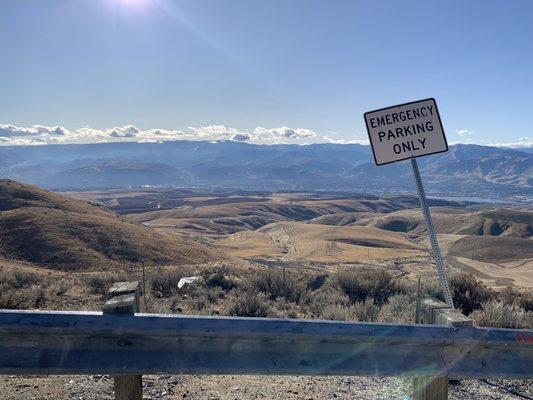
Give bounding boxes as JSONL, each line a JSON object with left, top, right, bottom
{"left": 360, "top": 208, "right": 532, "bottom": 238}
{"left": 127, "top": 194, "right": 458, "bottom": 237}
{"left": 218, "top": 221, "right": 425, "bottom": 263}
{"left": 0, "top": 180, "right": 226, "bottom": 269}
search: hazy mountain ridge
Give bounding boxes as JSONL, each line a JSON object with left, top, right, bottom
{"left": 0, "top": 142, "right": 530, "bottom": 197}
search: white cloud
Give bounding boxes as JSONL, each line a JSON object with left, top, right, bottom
{"left": 253, "top": 126, "right": 317, "bottom": 141}
{"left": 0, "top": 124, "right": 70, "bottom": 138}
{"left": 0, "top": 124, "right": 191, "bottom": 146}
{"left": 456, "top": 129, "right": 474, "bottom": 137}
{"left": 323, "top": 133, "right": 369, "bottom": 145}
{"left": 186, "top": 125, "right": 240, "bottom": 141}
{"left": 13, "top": 123, "right": 517, "bottom": 148}
{"left": 452, "top": 129, "right": 477, "bottom": 144}
{"left": 489, "top": 136, "right": 532, "bottom": 149}
{"left": 108, "top": 125, "right": 141, "bottom": 138}
{"left": 231, "top": 132, "right": 251, "bottom": 142}
{"left": 0, "top": 123, "right": 327, "bottom": 146}
{"left": 1, "top": 122, "right": 528, "bottom": 150}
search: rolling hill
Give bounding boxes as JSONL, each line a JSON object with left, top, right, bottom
{"left": 125, "top": 193, "right": 458, "bottom": 237}
{"left": 218, "top": 221, "right": 425, "bottom": 263}
{"left": 447, "top": 235, "right": 533, "bottom": 262}
{"left": 0, "top": 180, "right": 227, "bottom": 269}
{"left": 359, "top": 208, "right": 533, "bottom": 238}
{"left": 57, "top": 186, "right": 533, "bottom": 288}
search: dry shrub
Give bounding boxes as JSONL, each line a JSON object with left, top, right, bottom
{"left": 52, "top": 279, "right": 71, "bottom": 296}
{"left": 0, "top": 283, "right": 47, "bottom": 309}
{"left": 150, "top": 268, "right": 183, "bottom": 297}
{"left": 0, "top": 270, "right": 42, "bottom": 288}
{"left": 305, "top": 288, "right": 350, "bottom": 318}
{"left": 270, "top": 297, "right": 299, "bottom": 319}
{"left": 471, "top": 301, "right": 532, "bottom": 329}
{"left": 0, "top": 270, "right": 49, "bottom": 309}
{"left": 499, "top": 286, "right": 533, "bottom": 312}
{"left": 320, "top": 304, "right": 355, "bottom": 321}
{"left": 83, "top": 271, "right": 129, "bottom": 295}
{"left": 189, "top": 293, "right": 209, "bottom": 313}
{"left": 421, "top": 280, "right": 442, "bottom": 299}
{"left": 320, "top": 299, "right": 379, "bottom": 322}
{"left": 250, "top": 268, "right": 305, "bottom": 302}
{"left": 517, "top": 292, "right": 533, "bottom": 312}
{"left": 0, "top": 284, "right": 31, "bottom": 309}
{"left": 351, "top": 299, "right": 380, "bottom": 322}
{"left": 147, "top": 299, "right": 171, "bottom": 314}
{"left": 226, "top": 291, "right": 271, "bottom": 318}
{"left": 33, "top": 284, "right": 47, "bottom": 308}
{"left": 447, "top": 273, "right": 494, "bottom": 315}
{"left": 335, "top": 269, "right": 399, "bottom": 305}
{"left": 201, "top": 264, "right": 235, "bottom": 291}
{"left": 306, "top": 274, "right": 327, "bottom": 291}
{"left": 378, "top": 294, "right": 415, "bottom": 324}
{"left": 184, "top": 286, "right": 225, "bottom": 314}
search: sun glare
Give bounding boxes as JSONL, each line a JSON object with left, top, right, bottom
{"left": 115, "top": 0, "right": 149, "bottom": 8}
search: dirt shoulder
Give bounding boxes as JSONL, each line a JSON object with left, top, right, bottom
{"left": 0, "top": 375, "right": 531, "bottom": 400}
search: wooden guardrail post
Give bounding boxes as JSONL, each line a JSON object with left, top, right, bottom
{"left": 412, "top": 298, "right": 473, "bottom": 400}
{"left": 103, "top": 281, "right": 142, "bottom": 400}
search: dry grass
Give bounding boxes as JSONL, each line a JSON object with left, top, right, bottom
{"left": 149, "top": 268, "right": 183, "bottom": 297}
{"left": 0, "top": 260, "right": 530, "bottom": 331}
{"left": 0, "top": 270, "right": 51, "bottom": 309}
{"left": 226, "top": 291, "right": 271, "bottom": 318}
{"left": 447, "top": 272, "right": 494, "bottom": 315}
{"left": 0, "top": 269, "right": 42, "bottom": 288}
{"left": 250, "top": 268, "right": 306, "bottom": 302}
{"left": 305, "top": 288, "right": 350, "bottom": 318}
{"left": 319, "top": 299, "right": 380, "bottom": 322}
{"left": 471, "top": 301, "right": 532, "bottom": 329}
{"left": 499, "top": 286, "right": 533, "bottom": 312}
{"left": 377, "top": 294, "right": 415, "bottom": 324}
{"left": 82, "top": 271, "right": 129, "bottom": 295}
{"left": 334, "top": 269, "right": 401, "bottom": 305}
{"left": 201, "top": 264, "right": 236, "bottom": 291}
{"left": 219, "top": 221, "right": 425, "bottom": 264}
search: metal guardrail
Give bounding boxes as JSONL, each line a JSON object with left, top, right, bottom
{"left": 0, "top": 309, "right": 531, "bottom": 379}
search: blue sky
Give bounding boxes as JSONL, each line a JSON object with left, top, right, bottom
{"left": 0, "top": 0, "right": 532, "bottom": 147}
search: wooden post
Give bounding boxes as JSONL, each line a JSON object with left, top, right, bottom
{"left": 103, "top": 281, "right": 142, "bottom": 400}
{"left": 412, "top": 298, "right": 473, "bottom": 400}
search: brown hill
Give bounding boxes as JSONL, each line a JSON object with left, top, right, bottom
{"left": 447, "top": 235, "right": 533, "bottom": 262}
{"left": 218, "top": 221, "right": 425, "bottom": 263}
{"left": 0, "top": 180, "right": 226, "bottom": 269}
{"left": 361, "top": 208, "right": 532, "bottom": 238}
{"left": 307, "top": 212, "right": 378, "bottom": 226}
{"left": 128, "top": 196, "right": 418, "bottom": 237}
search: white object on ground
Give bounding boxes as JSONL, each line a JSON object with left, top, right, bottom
{"left": 178, "top": 276, "right": 198, "bottom": 289}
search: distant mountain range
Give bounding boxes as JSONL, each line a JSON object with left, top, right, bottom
{"left": 0, "top": 141, "right": 530, "bottom": 199}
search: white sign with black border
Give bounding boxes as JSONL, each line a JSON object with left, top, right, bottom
{"left": 364, "top": 98, "right": 448, "bottom": 166}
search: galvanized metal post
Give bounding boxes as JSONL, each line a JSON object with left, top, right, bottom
{"left": 410, "top": 158, "right": 454, "bottom": 308}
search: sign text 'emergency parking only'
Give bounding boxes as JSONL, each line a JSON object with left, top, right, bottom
{"left": 364, "top": 98, "right": 448, "bottom": 165}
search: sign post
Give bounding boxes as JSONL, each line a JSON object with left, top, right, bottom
{"left": 364, "top": 98, "right": 454, "bottom": 308}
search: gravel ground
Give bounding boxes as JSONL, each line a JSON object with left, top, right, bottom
{"left": 0, "top": 375, "right": 531, "bottom": 400}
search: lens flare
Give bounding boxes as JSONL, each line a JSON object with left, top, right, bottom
{"left": 115, "top": 0, "right": 149, "bottom": 8}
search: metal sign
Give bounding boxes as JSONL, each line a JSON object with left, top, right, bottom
{"left": 364, "top": 98, "right": 448, "bottom": 166}
{"left": 363, "top": 98, "right": 454, "bottom": 308}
